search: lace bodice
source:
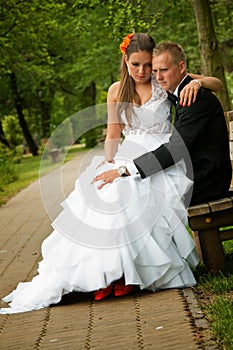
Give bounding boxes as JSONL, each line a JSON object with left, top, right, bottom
{"left": 121, "top": 76, "right": 171, "bottom": 136}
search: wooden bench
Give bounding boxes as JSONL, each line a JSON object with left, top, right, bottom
{"left": 187, "top": 110, "right": 233, "bottom": 274}
{"left": 187, "top": 193, "right": 233, "bottom": 273}
{"left": 41, "top": 138, "right": 62, "bottom": 163}
{"left": 49, "top": 148, "right": 62, "bottom": 163}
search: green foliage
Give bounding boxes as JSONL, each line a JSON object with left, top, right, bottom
{"left": 2, "top": 115, "right": 24, "bottom": 146}
{"left": 0, "top": 0, "right": 233, "bottom": 150}
{"left": 211, "top": 0, "right": 233, "bottom": 72}
{"left": 0, "top": 144, "right": 18, "bottom": 191}
{"left": 103, "top": 0, "right": 163, "bottom": 37}
{"left": 75, "top": 0, "right": 173, "bottom": 38}
{"left": 226, "top": 72, "right": 233, "bottom": 106}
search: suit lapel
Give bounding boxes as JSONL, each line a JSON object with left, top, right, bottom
{"left": 174, "top": 75, "right": 193, "bottom": 122}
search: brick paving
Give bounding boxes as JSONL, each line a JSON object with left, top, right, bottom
{"left": 0, "top": 150, "right": 205, "bottom": 349}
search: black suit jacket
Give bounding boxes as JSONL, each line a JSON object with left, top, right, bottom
{"left": 134, "top": 75, "right": 232, "bottom": 206}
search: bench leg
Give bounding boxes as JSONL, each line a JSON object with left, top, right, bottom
{"left": 198, "top": 228, "right": 225, "bottom": 274}
{"left": 192, "top": 230, "right": 203, "bottom": 262}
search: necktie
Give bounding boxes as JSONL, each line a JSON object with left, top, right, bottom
{"left": 167, "top": 91, "right": 178, "bottom": 106}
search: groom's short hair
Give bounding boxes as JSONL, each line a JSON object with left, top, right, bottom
{"left": 153, "top": 41, "right": 186, "bottom": 66}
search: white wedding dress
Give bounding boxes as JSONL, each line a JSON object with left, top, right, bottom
{"left": 0, "top": 77, "right": 199, "bottom": 314}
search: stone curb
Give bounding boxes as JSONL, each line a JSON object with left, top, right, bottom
{"left": 181, "top": 288, "right": 222, "bottom": 350}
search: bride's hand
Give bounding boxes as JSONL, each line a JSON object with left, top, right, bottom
{"left": 179, "top": 80, "right": 202, "bottom": 107}
{"left": 96, "top": 159, "right": 115, "bottom": 169}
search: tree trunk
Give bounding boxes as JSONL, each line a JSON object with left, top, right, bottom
{"left": 191, "top": 0, "right": 231, "bottom": 111}
{"left": 38, "top": 82, "right": 54, "bottom": 138}
{"left": 80, "top": 81, "right": 98, "bottom": 148}
{"left": 10, "top": 72, "right": 38, "bottom": 156}
{"left": 40, "top": 100, "right": 51, "bottom": 138}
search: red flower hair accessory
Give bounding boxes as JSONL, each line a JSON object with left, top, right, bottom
{"left": 119, "top": 33, "right": 134, "bottom": 54}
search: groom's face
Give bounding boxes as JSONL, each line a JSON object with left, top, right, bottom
{"left": 152, "top": 52, "right": 186, "bottom": 93}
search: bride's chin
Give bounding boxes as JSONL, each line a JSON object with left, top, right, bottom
{"left": 135, "top": 77, "right": 150, "bottom": 84}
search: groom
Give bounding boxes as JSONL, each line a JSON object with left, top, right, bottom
{"left": 95, "top": 41, "right": 232, "bottom": 206}
{"left": 133, "top": 41, "right": 232, "bottom": 205}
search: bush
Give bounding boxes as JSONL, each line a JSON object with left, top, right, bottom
{"left": 0, "top": 144, "right": 18, "bottom": 192}
{"left": 2, "top": 115, "right": 24, "bottom": 147}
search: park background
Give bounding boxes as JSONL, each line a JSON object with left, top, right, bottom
{"left": 0, "top": 1, "right": 233, "bottom": 348}
{"left": 0, "top": 0, "right": 233, "bottom": 156}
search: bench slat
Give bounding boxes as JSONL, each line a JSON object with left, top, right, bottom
{"left": 220, "top": 229, "right": 233, "bottom": 241}
{"left": 188, "top": 207, "right": 233, "bottom": 230}
{"left": 187, "top": 203, "right": 210, "bottom": 217}
{"left": 208, "top": 197, "right": 233, "bottom": 212}
{"left": 188, "top": 193, "right": 233, "bottom": 218}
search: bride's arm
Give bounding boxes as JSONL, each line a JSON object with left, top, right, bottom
{"left": 180, "top": 74, "right": 223, "bottom": 107}
{"left": 188, "top": 73, "right": 223, "bottom": 91}
{"left": 96, "top": 83, "right": 122, "bottom": 168}
{"left": 104, "top": 83, "right": 122, "bottom": 162}
{"left": 93, "top": 83, "right": 125, "bottom": 188}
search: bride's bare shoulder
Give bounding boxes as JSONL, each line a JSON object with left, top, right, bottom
{"left": 107, "top": 81, "right": 120, "bottom": 102}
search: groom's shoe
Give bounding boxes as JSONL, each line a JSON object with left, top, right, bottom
{"left": 114, "top": 284, "right": 134, "bottom": 297}
{"left": 94, "top": 285, "right": 113, "bottom": 301}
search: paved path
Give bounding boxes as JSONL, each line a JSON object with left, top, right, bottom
{"left": 0, "top": 150, "right": 209, "bottom": 349}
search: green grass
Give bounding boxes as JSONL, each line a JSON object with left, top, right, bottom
{"left": 194, "top": 240, "right": 233, "bottom": 349}
{"left": 0, "top": 145, "right": 86, "bottom": 206}
{"left": 206, "top": 297, "right": 233, "bottom": 348}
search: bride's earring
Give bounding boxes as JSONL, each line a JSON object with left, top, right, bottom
{"left": 127, "top": 64, "right": 131, "bottom": 76}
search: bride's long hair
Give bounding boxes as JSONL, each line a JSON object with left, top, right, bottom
{"left": 117, "top": 33, "right": 155, "bottom": 125}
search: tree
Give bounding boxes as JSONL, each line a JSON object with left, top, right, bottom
{"left": 0, "top": 0, "right": 59, "bottom": 152}
{"left": 191, "top": 0, "right": 231, "bottom": 110}
{"left": 10, "top": 72, "right": 38, "bottom": 155}
{"left": 1, "top": 0, "right": 232, "bottom": 153}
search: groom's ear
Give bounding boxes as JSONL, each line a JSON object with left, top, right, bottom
{"left": 179, "top": 60, "right": 186, "bottom": 75}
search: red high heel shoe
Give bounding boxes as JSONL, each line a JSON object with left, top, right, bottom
{"left": 114, "top": 284, "right": 134, "bottom": 297}
{"left": 94, "top": 285, "right": 113, "bottom": 301}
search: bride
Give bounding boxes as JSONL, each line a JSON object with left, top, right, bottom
{"left": 0, "top": 33, "right": 222, "bottom": 313}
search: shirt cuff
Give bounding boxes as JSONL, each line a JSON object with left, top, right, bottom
{"left": 126, "top": 162, "right": 141, "bottom": 178}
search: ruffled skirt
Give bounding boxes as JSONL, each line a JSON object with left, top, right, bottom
{"left": 0, "top": 133, "right": 199, "bottom": 314}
